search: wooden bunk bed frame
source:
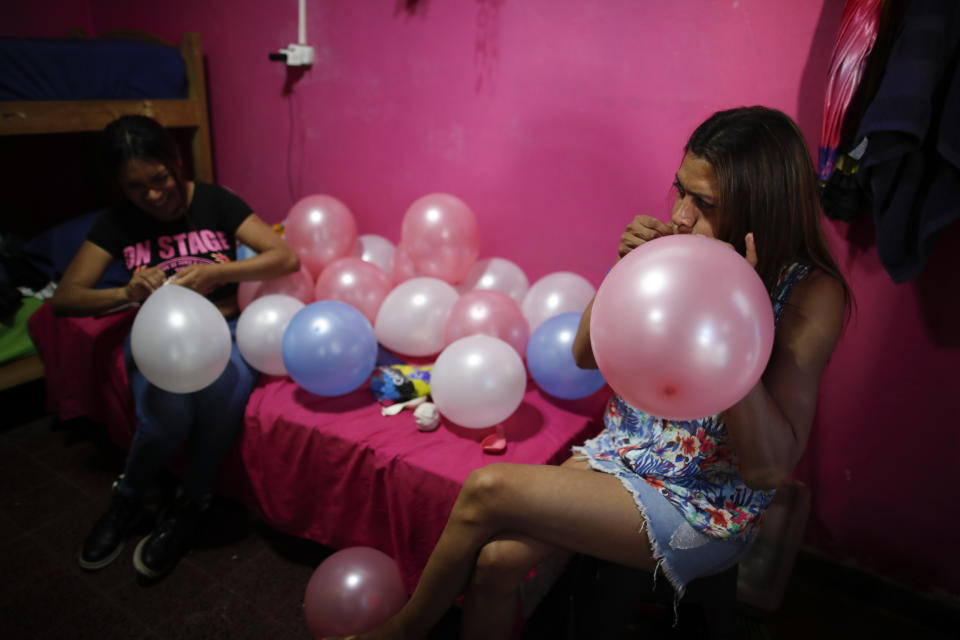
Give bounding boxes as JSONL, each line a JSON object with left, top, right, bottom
{"left": 0, "top": 29, "right": 215, "bottom": 392}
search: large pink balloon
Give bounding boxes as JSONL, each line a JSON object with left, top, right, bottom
{"left": 521, "top": 271, "right": 596, "bottom": 334}
{"left": 444, "top": 290, "right": 530, "bottom": 357}
{"left": 400, "top": 193, "right": 480, "bottom": 284}
{"left": 315, "top": 257, "right": 393, "bottom": 325}
{"left": 374, "top": 277, "right": 459, "bottom": 357}
{"left": 303, "top": 547, "right": 407, "bottom": 638}
{"left": 431, "top": 335, "right": 527, "bottom": 429}
{"left": 353, "top": 234, "right": 396, "bottom": 275}
{"left": 285, "top": 195, "right": 358, "bottom": 278}
{"left": 456, "top": 257, "right": 530, "bottom": 304}
{"left": 237, "top": 265, "right": 314, "bottom": 311}
{"left": 590, "top": 234, "right": 775, "bottom": 421}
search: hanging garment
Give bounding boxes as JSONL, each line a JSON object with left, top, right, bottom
{"left": 854, "top": 0, "right": 960, "bottom": 283}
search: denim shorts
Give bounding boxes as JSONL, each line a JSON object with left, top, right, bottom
{"left": 625, "top": 473, "right": 750, "bottom": 597}
{"left": 571, "top": 450, "right": 751, "bottom": 597}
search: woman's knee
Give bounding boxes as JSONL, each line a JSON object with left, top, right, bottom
{"left": 471, "top": 539, "right": 538, "bottom": 594}
{"left": 458, "top": 464, "right": 515, "bottom": 523}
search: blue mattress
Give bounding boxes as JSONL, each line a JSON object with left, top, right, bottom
{"left": 0, "top": 37, "right": 187, "bottom": 101}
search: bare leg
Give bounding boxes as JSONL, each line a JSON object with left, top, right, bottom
{"left": 346, "top": 457, "right": 656, "bottom": 640}
{"left": 459, "top": 457, "right": 588, "bottom": 640}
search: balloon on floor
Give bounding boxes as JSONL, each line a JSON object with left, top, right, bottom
{"left": 303, "top": 546, "right": 407, "bottom": 638}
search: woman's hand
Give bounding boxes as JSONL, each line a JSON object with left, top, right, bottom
{"left": 124, "top": 266, "right": 167, "bottom": 303}
{"left": 744, "top": 233, "right": 757, "bottom": 268}
{"left": 618, "top": 215, "right": 673, "bottom": 258}
{"left": 712, "top": 232, "right": 758, "bottom": 269}
{"left": 167, "top": 263, "right": 222, "bottom": 295}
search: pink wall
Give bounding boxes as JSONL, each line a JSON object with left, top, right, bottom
{"left": 9, "top": 0, "right": 960, "bottom": 596}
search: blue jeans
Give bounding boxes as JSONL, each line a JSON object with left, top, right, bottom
{"left": 118, "top": 318, "right": 257, "bottom": 501}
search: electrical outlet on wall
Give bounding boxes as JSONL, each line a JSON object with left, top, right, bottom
{"left": 269, "top": 43, "right": 315, "bottom": 66}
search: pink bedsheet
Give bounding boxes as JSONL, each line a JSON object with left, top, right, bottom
{"left": 27, "top": 302, "right": 608, "bottom": 590}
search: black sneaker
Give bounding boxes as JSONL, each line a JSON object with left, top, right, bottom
{"left": 78, "top": 485, "right": 143, "bottom": 570}
{"left": 133, "top": 495, "right": 209, "bottom": 579}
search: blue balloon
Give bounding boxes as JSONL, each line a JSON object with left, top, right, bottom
{"left": 281, "top": 301, "right": 378, "bottom": 396}
{"left": 526, "top": 312, "right": 606, "bottom": 400}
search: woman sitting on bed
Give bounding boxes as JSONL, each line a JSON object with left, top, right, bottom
{"left": 51, "top": 114, "right": 300, "bottom": 579}
{"left": 331, "top": 106, "right": 850, "bottom": 639}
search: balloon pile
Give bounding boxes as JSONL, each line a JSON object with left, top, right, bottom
{"left": 303, "top": 546, "right": 407, "bottom": 638}
{"left": 130, "top": 193, "right": 605, "bottom": 421}
{"left": 132, "top": 192, "right": 771, "bottom": 427}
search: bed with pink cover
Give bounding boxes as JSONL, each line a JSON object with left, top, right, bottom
{"left": 27, "top": 302, "right": 607, "bottom": 590}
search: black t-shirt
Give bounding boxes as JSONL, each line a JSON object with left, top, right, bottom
{"left": 87, "top": 183, "right": 253, "bottom": 300}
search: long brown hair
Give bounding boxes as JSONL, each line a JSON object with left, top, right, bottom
{"left": 685, "top": 106, "right": 850, "bottom": 309}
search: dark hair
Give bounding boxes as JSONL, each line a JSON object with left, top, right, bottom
{"left": 685, "top": 106, "right": 850, "bottom": 309}
{"left": 100, "top": 115, "right": 186, "bottom": 205}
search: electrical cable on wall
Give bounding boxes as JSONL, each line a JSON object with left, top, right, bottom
{"left": 268, "top": 0, "right": 315, "bottom": 208}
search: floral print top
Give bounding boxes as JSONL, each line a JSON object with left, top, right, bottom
{"left": 574, "top": 263, "right": 811, "bottom": 540}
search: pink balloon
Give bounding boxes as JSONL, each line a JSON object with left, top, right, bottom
{"left": 353, "top": 234, "right": 396, "bottom": 275}
{"left": 237, "top": 266, "right": 314, "bottom": 311}
{"left": 401, "top": 193, "right": 480, "bottom": 284}
{"left": 430, "top": 335, "right": 527, "bottom": 429}
{"left": 456, "top": 257, "right": 530, "bottom": 304}
{"left": 314, "top": 257, "right": 393, "bottom": 325}
{"left": 285, "top": 195, "right": 358, "bottom": 278}
{"left": 303, "top": 546, "right": 407, "bottom": 638}
{"left": 374, "top": 277, "right": 459, "bottom": 357}
{"left": 444, "top": 290, "right": 530, "bottom": 357}
{"left": 390, "top": 242, "right": 422, "bottom": 285}
{"left": 521, "top": 271, "right": 596, "bottom": 334}
{"left": 590, "top": 234, "right": 775, "bottom": 421}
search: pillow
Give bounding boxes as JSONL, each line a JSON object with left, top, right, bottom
{"left": 21, "top": 210, "right": 128, "bottom": 288}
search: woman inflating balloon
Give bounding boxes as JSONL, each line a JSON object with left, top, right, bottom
{"left": 50, "top": 115, "right": 299, "bottom": 579}
{"left": 330, "top": 106, "right": 851, "bottom": 640}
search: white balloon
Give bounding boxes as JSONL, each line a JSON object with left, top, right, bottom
{"left": 374, "top": 277, "right": 459, "bottom": 357}
{"left": 431, "top": 335, "right": 527, "bottom": 429}
{"left": 456, "top": 257, "right": 530, "bottom": 304}
{"left": 130, "top": 284, "right": 232, "bottom": 393}
{"left": 353, "top": 234, "right": 396, "bottom": 275}
{"left": 521, "top": 271, "right": 596, "bottom": 334}
{"left": 236, "top": 294, "right": 305, "bottom": 375}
